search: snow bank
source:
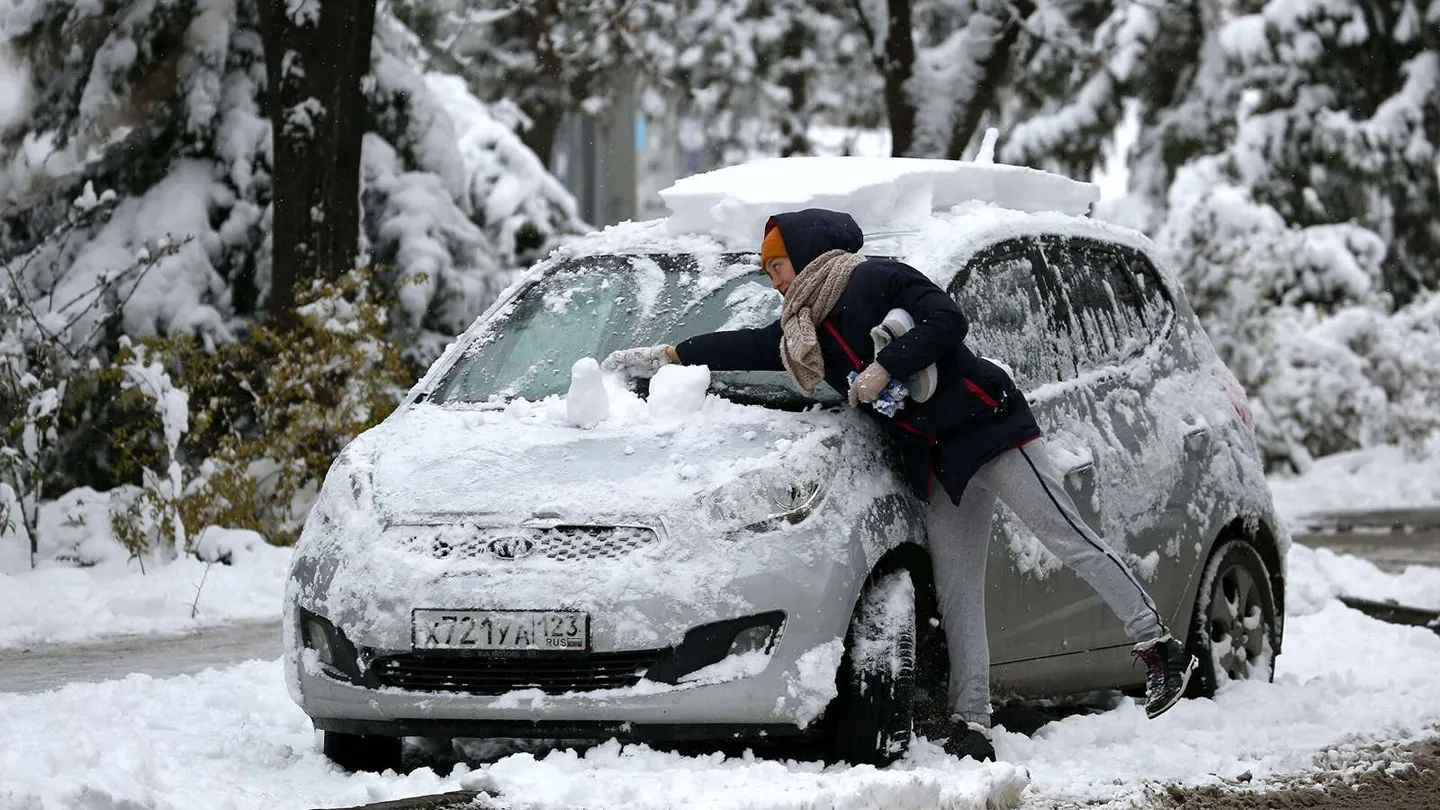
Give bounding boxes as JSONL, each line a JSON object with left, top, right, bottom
{"left": 1287, "top": 543, "right": 1440, "bottom": 614}
{"left": 1008, "top": 597, "right": 1440, "bottom": 805}
{"left": 0, "top": 487, "right": 291, "bottom": 650}
{"left": 1267, "top": 439, "right": 1440, "bottom": 523}
{"left": 660, "top": 157, "right": 1101, "bottom": 245}
{"left": 479, "top": 741, "right": 1024, "bottom": 810}
{"left": 0, "top": 542, "right": 290, "bottom": 650}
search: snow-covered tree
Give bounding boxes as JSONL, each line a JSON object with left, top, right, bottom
{"left": 0, "top": 0, "right": 580, "bottom": 355}
{"left": 1159, "top": 138, "right": 1440, "bottom": 471}
{"left": 389, "top": 0, "right": 662, "bottom": 167}
{"left": 654, "top": 0, "right": 882, "bottom": 164}
{"left": 998, "top": 0, "right": 1154, "bottom": 175}
{"left": 1078, "top": 0, "right": 1440, "bottom": 470}
{"left": 0, "top": 0, "right": 583, "bottom": 552}
{"left": 1126, "top": 0, "right": 1440, "bottom": 298}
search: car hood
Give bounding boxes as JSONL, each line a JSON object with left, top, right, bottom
{"left": 353, "top": 400, "right": 848, "bottom": 525}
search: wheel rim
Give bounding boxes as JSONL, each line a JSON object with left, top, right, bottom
{"left": 1206, "top": 560, "right": 1268, "bottom": 681}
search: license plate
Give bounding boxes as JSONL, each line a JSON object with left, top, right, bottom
{"left": 412, "top": 609, "right": 589, "bottom": 651}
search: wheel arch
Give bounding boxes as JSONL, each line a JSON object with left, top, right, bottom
{"left": 1181, "top": 514, "right": 1286, "bottom": 654}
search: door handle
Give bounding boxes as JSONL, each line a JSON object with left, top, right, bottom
{"left": 1183, "top": 415, "right": 1211, "bottom": 449}
{"left": 1063, "top": 461, "right": 1095, "bottom": 479}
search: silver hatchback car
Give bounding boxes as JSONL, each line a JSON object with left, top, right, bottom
{"left": 284, "top": 203, "right": 1285, "bottom": 772}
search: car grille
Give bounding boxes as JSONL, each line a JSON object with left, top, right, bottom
{"left": 406, "top": 525, "right": 658, "bottom": 562}
{"left": 372, "top": 650, "right": 662, "bottom": 694}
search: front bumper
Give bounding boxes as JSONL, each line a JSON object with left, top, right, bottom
{"left": 287, "top": 561, "right": 863, "bottom": 734}
{"left": 312, "top": 716, "right": 808, "bottom": 743}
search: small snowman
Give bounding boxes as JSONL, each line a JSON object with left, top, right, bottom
{"left": 566, "top": 357, "right": 610, "bottom": 429}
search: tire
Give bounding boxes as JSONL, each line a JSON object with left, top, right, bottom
{"left": 1185, "top": 539, "right": 1280, "bottom": 698}
{"left": 829, "top": 570, "right": 917, "bottom": 767}
{"left": 322, "top": 730, "right": 403, "bottom": 773}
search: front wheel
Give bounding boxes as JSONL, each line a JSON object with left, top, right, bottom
{"left": 322, "top": 730, "right": 402, "bottom": 773}
{"left": 828, "top": 570, "right": 917, "bottom": 767}
{"left": 1186, "top": 539, "right": 1279, "bottom": 698}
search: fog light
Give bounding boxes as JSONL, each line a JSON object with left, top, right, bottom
{"left": 728, "top": 625, "right": 777, "bottom": 657}
{"left": 304, "top": 618, "right": 335, "bottom": 666}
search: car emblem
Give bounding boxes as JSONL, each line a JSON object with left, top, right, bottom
{"left": 488, "top": 535, "right": 537, "bottom": 560}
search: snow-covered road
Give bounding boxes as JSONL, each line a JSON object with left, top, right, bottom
{"left": 0, "top": 619, "right": 279, "bottom": 695}
{"left": 2, "top": 544, "right": 1438, "bottom": 810}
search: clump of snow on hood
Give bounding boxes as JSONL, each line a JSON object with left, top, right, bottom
{"left": 565, "top": 357, "right": 610, "bottom": 429}
{"left": 661, "top": 156, "right": 1100, "bottom": 246}
{"left": 646, "top": 364, "right": 710, "bottom": 421}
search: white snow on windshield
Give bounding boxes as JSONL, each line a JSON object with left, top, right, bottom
{"left": 629, "top": 256, "right": 666, "bottom": 319}
{"left": 719, "top": 282, "right": 780, "bottom": 331}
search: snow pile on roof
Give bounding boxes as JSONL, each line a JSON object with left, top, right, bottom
{"left": 660, "top": 156, "right": 1101, "bottom": 245}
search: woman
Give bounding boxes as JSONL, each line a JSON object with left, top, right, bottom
{"left": 602, "top": 208, "right": 1195, "bottom": 762}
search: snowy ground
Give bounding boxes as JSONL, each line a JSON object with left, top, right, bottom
{"left": 2, "top": 450, "right": 1439, "bottom": 809}
{"left": 1266, "top": 438, "right": 1440, "bottom": 524}
{"left": 0, "top": 542, "right": 1436, "bottom": 810}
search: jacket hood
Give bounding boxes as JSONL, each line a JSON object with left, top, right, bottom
{"left": 770, "top": 208, "right": 864, "bottom": 274}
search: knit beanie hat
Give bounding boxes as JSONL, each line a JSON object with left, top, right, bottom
{"left": 760, "top": 218, "right": 788, "bottom": 267}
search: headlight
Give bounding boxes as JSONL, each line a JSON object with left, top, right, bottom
{"left": 705, "top": 436, "right": 841, "bottom": 536}
{"left": 304, "top": 617, "right": 336, "bottom": 666}
{"left": 312, "top": 452, "right": 377, "bottom": 528}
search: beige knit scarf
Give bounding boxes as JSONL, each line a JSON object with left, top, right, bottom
{"left": 780, "top": 249, "right": 866, "bottom": 394}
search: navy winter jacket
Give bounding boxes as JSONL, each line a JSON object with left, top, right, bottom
{"left": 675, "top": 208, "right": 1042, "bottom": 503}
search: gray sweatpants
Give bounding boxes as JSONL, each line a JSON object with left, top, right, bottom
{"left": 926, "top": 439, "right": 1167, "bottom": 726}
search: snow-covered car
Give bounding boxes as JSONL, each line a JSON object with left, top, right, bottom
{"left": 284, "top": 158, "right": 1286, "bottom": 772}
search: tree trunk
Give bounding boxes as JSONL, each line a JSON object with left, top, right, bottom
{"left": 264, "top": 0, "right": 377, "bottom": 327}
{"left": 779, "top": 20, "right": 811, "bottom": 157}
{"left": 880, "top": 0, "right": 916, "bottom": 157}
{"left": 519, "top": 101, "right": 565, "bottom": 169}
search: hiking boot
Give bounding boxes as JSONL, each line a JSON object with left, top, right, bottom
{"left": 1132, "top": 634, "right": 1198, "bottom": 719}
{"left": 942, "top": 718, "right": 996, "bottom": 762}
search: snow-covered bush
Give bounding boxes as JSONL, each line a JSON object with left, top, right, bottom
{"left": 173, "top": 267, "right": 411, "bottom": 545}
{"left": 0, "top": 197, "right": 184, "bottom": 568}
{"left": 106, "top": 338, "right": 189, "bottom": 562}
{"left": 1161, "top": 158, "right": 1440, "bottom": 471}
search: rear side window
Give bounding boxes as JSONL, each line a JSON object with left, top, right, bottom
{"left": 950, "top": 236, "right": 1173, "bottom": 387}
{"left": 1032, "top": 236, "right": 1172, "bottom": 374}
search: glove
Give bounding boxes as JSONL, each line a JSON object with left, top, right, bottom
{"left": 847, "top": 362, "right": 892, "bottom": 405}
{"left": 600, "top": 345, "right": 674, "bottom": 378}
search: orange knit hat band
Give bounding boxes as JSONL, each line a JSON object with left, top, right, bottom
{"left": 760, "top": 221, "right": 788, "bottom": 266}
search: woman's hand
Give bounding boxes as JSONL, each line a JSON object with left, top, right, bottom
{"left": 601, "top": 345, "right": 676, "bottom": 378}
{"left": 848, "top": 363, "right": 892, "bottom": 405}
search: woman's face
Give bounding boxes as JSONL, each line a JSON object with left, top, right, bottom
{"left": 763, "top": 257, "right": 797, "bottom": 295}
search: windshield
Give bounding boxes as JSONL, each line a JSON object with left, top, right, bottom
{"left": 429, "top": 253, "right": 841, "bottom": 409}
